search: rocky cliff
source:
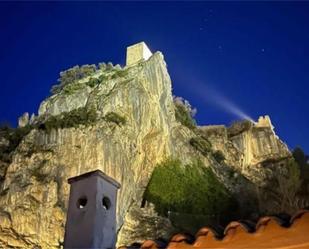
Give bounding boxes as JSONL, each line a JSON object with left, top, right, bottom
{"left": 0, "top": 44, "right": 306, "bottom": 248}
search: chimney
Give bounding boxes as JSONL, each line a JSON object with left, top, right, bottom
{"left": 63, "top": 170, "right": 121, "bottom": 249}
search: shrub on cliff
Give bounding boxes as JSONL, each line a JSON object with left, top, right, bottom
{"left": 50, "top": 64, "right": 97, "bottom": 95}
{"left": 293, "top": 147, "right": 309, "bottom": 175}
{"left": 86, "top": 78, "right": 100, "bottom": 88}
{"left": 276, "top": 158, "right": 302, "bottom": 212}
{"left": 144, "top": 158, "right": 238, "bottom": 218}
{"left": 0, "top": 124, "right": 32, "bottom": 163}
{"left": 38, "top": 107, "right": 97, "bottom": 133}
{"left": 104, "top": 112, "right": 126, "bottom": 126}
{"left": 174, "top": 97, "right": 196, "bottom": 129}
{"left": 189, "top": 136, "right": 212, "bottom": 156}
{"left": 213, "top": 150, "right": 225, "bottom": 163}
{"left": 227, "top": 120, "right": 253, "bottom": 137}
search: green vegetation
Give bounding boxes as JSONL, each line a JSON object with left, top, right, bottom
{"left": 49, "top": 61, "right": 125, "bottom": 95}
{"left": 104, "top": 112, "right": 126, "bottom": 126}
{"left": 227, "top": 120, "right": 253, "bottom": 137}
{"left": 99, "top": 74, "right": 108, "bottom": 82}
{"left": 59, "top": 64, "right": 96, "bottom": 86}
{"left": 174, "top": 97, "right": 196, "bottom": 129}
{"left": 144, "top": 158, "right": 238, "bottom": 217}
{"left": 62, "top": 83, "right": 86, "bottom": 95}
{"left": 49, "top": 61, "right": 126, "bottom": 95}
{"left": 98, "top": 62, "right": 107, "bottom": 70}
{"left": 106, "top": 62, "right": 114, "bottom": 71}
{"left": 111, "top": 68, "right": 129, "bottom": 79}
{"left": 292, "top": 147, "right": 309, "bottom": 197}
{"left": 212, "top": 150, "right": 225, "bottom": 163}
{"left": 276, "top": 158, "right": 302, "bottom": 211}
{"left": 189, "top": 136, "right": 212, "bottom": 156}
{"left": 293, "top": 147, "right": 309, "bottom": 177}
{"left": 86, "top": 77, "right": 100, "bottom": 88}
{"left": 0, "top": 124, "right": 32, "bottom": 163}
{"left": 38, "top": 107, "right": 97, "bottom": 133}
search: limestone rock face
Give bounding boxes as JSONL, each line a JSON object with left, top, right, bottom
{"left": 117, "top": 203, "right": 175, "bottom": 247}
{"left": 198, "top": 119, "right": 294, "bottom": 214}
{"left": 200, "top": 120, "right": 290, "bottom": 172}
{"left": 0, "top": 52, "right": 198, "bottom": 248}
{"left": 0, "top": 47, "right": 300, "bottom": 248}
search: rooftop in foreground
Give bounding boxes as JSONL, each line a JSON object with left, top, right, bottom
{"left": 120, "top": 209, "right": 309, "bottom": 249}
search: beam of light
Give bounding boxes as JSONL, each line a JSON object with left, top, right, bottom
{"left": 182, "top": 79, "right": 255, "bottom": 123}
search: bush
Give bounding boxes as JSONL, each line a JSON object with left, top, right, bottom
{"left": 213, "top": 150, "right": 225, "bottom": 163}
{"left": 227, "top": 120, "right": 253, "bottom": 137}
{"left": 111, "top": 69, "right": 128, "bottom": 79}
{"left": 106, "top": 62, "right": 114, "bottom": 71}
{"left": 174, "top": 97, "right": 196, "bottom": 129}
{"left": 80, "top": 64, "right": 96, "bottom": 77}
{"left": 0, "top": 124, "right": 32, "bottom": 163}
{"left": 59, "top": 66, "right": 82, "bottom": 86}
{"left": 144, "top": 158, "right": 238, "bottom": 217}
{"left": 38, "top": 107, "right": 97, "bottom": 133}
{"left": 86, "top": 78, "right": 100, "bottom": 88}
{"left": 50, "top": 64, "right": 98, "bottom": 95}
{"left": 98, "top": 62, "right": 106, "bottom": 71}
{"left": 99, "top": 74, "right": 108, "bottom": 82}
{"left": 189, "top": 137, "right": 212, "bottom": 156}
{"left": 63, "top": 83, "right": 85, "bottom": 95}
{"left": 293, "top": 147, "right": 309, "bottom": 173}
{"left": 104, "top": 112, "right": 126, "bottom": 126}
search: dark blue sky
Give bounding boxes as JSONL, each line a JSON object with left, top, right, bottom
{"left": 1, "top": 2, "right": 309, "bottom": 152}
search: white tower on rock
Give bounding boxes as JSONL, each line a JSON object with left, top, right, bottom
{"left": 126, "top": 42, "right": 152, "bottom": 66}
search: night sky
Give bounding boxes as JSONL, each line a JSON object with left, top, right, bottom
{"left": 1, "top": 2, "right": 309, "bottom": 152}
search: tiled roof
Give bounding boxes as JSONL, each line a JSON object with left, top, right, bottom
{"left": 120, "top": 209, "right": 309, "bottom": 249}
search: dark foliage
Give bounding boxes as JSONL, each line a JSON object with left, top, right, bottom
{"left": 212, "top": 150, "right": 226, "bottom": 163}
{"left": 104, "top": 112, "right": 126, "bottom": 126}
{"left": 38, "top": 107, "right": 97, "bottom": 133}
{"left": 174, "top": 97, "right": 196, "bottom": 129}
{"left": 189, "top": 136, "right": 212, "bottom": 156}
{"left": 86, "top": 78, "right": 100, "bottom": 88}
{"left": 227, "top": 120, "right": 253, "bottom": 137}
{"left": 144, "top": 158, "right": 238, "bottom": 218}
{"left": 0, "top": 124, "right": 32, "bottom": 163}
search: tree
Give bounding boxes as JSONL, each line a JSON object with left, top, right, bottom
{"left": 293, "top": 147, "right": 309, "bottom": 172}
{"left": 173, "top": 96, "right": 197, "bottom": 129}
{"left": 277, "top": 159, "right": 301, "bottom": 213}
{"left": 144, "top": 158, "right": 237, "bottom": 217}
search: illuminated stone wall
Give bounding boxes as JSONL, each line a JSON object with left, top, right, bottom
{"left": 126, "top": 42, "right": 152, "bottom": 66}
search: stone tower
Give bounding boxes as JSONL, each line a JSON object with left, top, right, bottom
{"left": 126, "top": 42, "right": 152, "bottom": 66}
{"left": 255, "top": 115, "right": 274, "bottom": 130}
{"left": 63, "top": 170, "right": 121, "bottom": 249}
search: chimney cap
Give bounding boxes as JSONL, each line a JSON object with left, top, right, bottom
{"left": 68, "top": 169, "right": 121, "bottom": 189}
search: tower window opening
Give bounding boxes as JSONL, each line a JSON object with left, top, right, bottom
{"left": 77, "top": 196, "right": 88, "bottom": 209}
{"left": 102, "top": 196, "right": 111, "bottom": 210}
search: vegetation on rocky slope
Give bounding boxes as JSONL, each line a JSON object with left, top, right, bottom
{"left": 292, "top": 147, "right": 309, "bottom": 196}
{"left": 104, "top": 112, "right": 126, "bottom": 126}
{"left": 174, "top": 97, "right": 196, "bottom": 129}
{"left": 144, "top": 158, "right": 238, "bottom": 219}
{"left": 0, "top": 124, "right": 32, "bottom": 163}
{"left": 38, "top": 107, "right": 97, "bottom": 133}
{"left": 50, "top": 62, "right": 125, "bottom": 95}
{"left": 189, "top": 136, "right": 212, "bottom": 156}
{"left": 227, "top": 120, "right": 253, "bottom": 137}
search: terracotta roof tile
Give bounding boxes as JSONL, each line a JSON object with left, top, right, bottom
{"left": 120, "top": 209, "right": 309, "bottom": 249}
